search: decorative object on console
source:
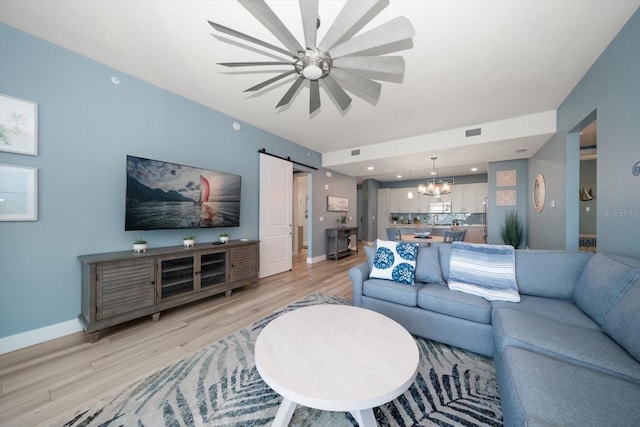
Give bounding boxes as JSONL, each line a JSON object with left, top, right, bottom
{"left": 532, "top": 173, "right": 545, "bottom": 212}
{"left": 417, "top": 157, "right": 453, "bottom": 197}
{"left": 0, "top": 164, "right": 38, "bottom": 221}
{"left": 183, "top": 235, "right": 195, "bottom": 247}
{"left": 125, "top": 155, "right": 241, "bottom": 230}
{"left": 371, "top": 239, "right": 418, "bottom": 286}
{"left": 207, "top": 1, "right": 415, "bottom": 113}
{"left": 448, "top": 241, "right": 520, "bottom": 302}
{"left": 133, "top": 237, "right": 147, "bottom": 253}
{"left": 219, "top": 232, "right": 229, "bottom": 243}
{"left": 580, "top": 187, "right": 595, "bottom": 201}
{"left": 0, "top": 93, "right": 38, "bottom": 156}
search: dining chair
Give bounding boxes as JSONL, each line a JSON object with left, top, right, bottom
{"left": 443, "top": 229, "right": 466, "bottom": 243}
{"left": 386, "top": 228, "right": 402, "bottom": 241}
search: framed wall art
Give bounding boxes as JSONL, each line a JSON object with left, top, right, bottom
{"left": 0, "top": 94, "right": 38, "bottom": 156}
{"left": 532, "top": 173, "right": 546, "bottom": 213}
{"left": 0, "top": 164, "right": 38, "bottom": 221}
{"left": 327, "top": 195, "right": 348, "bottom": 212}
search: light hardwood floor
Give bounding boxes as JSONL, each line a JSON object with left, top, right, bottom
{"left": 0, "top": 247, "right": 365, "bottom": 426}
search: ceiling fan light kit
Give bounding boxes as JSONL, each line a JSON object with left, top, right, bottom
{"left": 208, "top": 0, "right": 415, "bottom": 114}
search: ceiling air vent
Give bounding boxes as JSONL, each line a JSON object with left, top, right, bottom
{"left": 465, "top": 128, "right": 481, "bottom": 137}
{"left": 351, "top": 149, "right": 361, "bottom": 156}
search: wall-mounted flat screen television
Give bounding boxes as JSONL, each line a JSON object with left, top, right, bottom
{"left": 125, "top": 155, "right": 241, "bottom": 230}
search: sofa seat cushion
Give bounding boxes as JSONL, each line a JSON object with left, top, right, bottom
{"left": 418, "top": 283, "right": 492, "bottom": 324}
{"left": 493, "top": 307, "right": 640, "bottom": 383}
{"left": 363, "top": 278, "right": 422, "bottom": 307}
{"left": 497, "top": 346, "right": 640, "bottom": 427}
{"left": 492, "top": 295, "right": 600, "bottom": 331}
{"left": 573, "top": 252, "right": 640, "bottom": 325}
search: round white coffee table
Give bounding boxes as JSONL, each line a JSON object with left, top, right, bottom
{"left": 255, "top": 304, "right": 419, "bottom": 426}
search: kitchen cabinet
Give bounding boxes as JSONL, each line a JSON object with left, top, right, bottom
{"left": 450, "top": 183, "right": 488, "bottom": 213}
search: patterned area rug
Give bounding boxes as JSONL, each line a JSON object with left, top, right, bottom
{"left": 55, "top": 293, "right": 502, "bottom": 426}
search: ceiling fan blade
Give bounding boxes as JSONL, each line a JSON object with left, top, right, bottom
{"left": 331, "top": 69, "right": 381, "bottom": 100}
{"left": 318, "top": 0, "right": 388, "bottom": 52}
{"left": 309, "top": 80, "right": 321, "bottom": 113}
{"left": 238, "top": 0, "right": 304, "bottom": 54}
{"left": 219, "top": 61, "right": 293, "bottom": 67}
{"left": 276, "top": 76, "right": 306, "bottom": 108}
{"left": 300, "top": 0, "right": 319, "bottom": 49}
{"left": 244, "top": 70, "right": 296, "bottom": 92}
{"left": 328, "top": 16, "right": 415, "bottom": 59}
{"left": 322, "top": 75, "right": 352, "bottom": 111}
{"left": 208, "top": 21, "right": 295, "bottom": 58}
{"left": 332, "top": 56, "right": 405, "bottom": 75}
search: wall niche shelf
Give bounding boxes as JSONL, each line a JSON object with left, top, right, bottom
{"left": 78, "top": 240, "right": 259, "bottom": 342}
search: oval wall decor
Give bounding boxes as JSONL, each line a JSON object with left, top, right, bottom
{"left": 533, "top": 173, "right": 546, "bottom": 212}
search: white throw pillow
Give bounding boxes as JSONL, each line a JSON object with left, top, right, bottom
{"left": 370, "top": 239, "right": 419, "bottom": 286}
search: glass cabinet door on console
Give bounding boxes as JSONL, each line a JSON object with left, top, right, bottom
{"left": 199, "top": 250, "right": 227, "bottom": 290}
{"left": 157, "top": 254, "right": 196, "bottom": 300}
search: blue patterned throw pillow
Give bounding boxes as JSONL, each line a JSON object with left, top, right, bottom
{"left": 370, "top": 239, "right": 419, "bottom": 285}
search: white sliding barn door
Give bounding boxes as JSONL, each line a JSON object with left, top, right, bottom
{"left": 259, "top": 154, "right": 292, "bottom": 278}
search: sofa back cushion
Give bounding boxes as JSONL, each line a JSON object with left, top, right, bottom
{"left": 573, "top": 253, "right": 640, "bottom": 325}
{"left": 414, "top": 245, "right": 444, "bottom": 284}
{"left": 438, "top": 243, "right": 452, "bottom": 281}
{"left": 602, "top": 276, "right": 640, "bottom": 362}
{"left": 515, "top": 250, "right": 593, "bottom": 298}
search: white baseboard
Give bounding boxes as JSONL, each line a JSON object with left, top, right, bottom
{"left": 0, "top": 319, "right": 83, "bottom": 355}
{"left": 307, "top": 254, "right": 327, "bottom": 264}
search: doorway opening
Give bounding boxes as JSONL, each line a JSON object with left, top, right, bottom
{"left": 579, "top": 119, "right": 597, "bottom": 252}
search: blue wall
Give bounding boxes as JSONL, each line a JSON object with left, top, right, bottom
{"left": 0, "top": 24, "right": 324, "bottom": 338}
{"left": 527, "top": 8, "right": 640, "bottom": 257}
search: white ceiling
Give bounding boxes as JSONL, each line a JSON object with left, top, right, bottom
{"left": 1, "top": 0, "right": 638, "bottom": 182}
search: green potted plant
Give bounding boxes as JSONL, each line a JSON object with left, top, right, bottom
{"left": 219, "top": 232, "right": 229, "bottom": 243}
{"left": 133, "top": 237, "right": 147, "bottom": 253}
{"left": 337, "top": 214, "right": 348, "bottom": 227}
{"left": 183, "top": 235, "right": 195, "bottom": 247}
{"left": 500, "top": 210, "right": 524, "bottom": 248}
{"left": 392, "top": 216, "right": 399, "bottom": 224}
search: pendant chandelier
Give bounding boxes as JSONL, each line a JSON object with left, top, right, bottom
{"left": 417, "top": 157, "right": 452, "bottom": 197}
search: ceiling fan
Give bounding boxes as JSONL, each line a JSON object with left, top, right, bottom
{"left": 208, "top": 0, "right": 415, "bottom": 113}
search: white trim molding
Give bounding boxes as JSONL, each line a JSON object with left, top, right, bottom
{"left": 0, "top": 319, "right": 83, "bottom": 355}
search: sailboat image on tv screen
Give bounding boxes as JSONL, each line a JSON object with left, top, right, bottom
{"left": 197, "top": 175, "right": 210, "bottom": 205}
{"left": 125, "top": 155, "right": 241, "bottom": 230}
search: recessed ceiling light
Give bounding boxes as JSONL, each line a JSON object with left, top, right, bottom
{"left": 111, "top": 76, "right": 120, "bottom": 85}
{"left": 515, "top": 148, "right": 528, "bottom": 153}
{"left": 431, "top": 171, "right": 437, "bottom": 175}
{"left": 367, "top": 166, "right": 374, "bottom": 170}
{"left": 470, "top": 167, "right": 478, "bottom": 172}
{"left": 397, "top": 175, "right": 402, "bottom": 178}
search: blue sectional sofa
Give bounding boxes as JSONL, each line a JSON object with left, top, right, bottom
{"left": 349, "top": 243, "right": 640, "bottom": 426}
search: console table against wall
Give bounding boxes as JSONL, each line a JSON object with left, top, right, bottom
{"left": 78, "top": 240, "right": 259, "bottom": 342}
{"left": 326, "top": 227, "right": 358, "bottom": 261}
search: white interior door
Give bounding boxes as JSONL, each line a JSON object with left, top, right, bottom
{"left": 259, "top": 154, "right": 292, "bottom": 278}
